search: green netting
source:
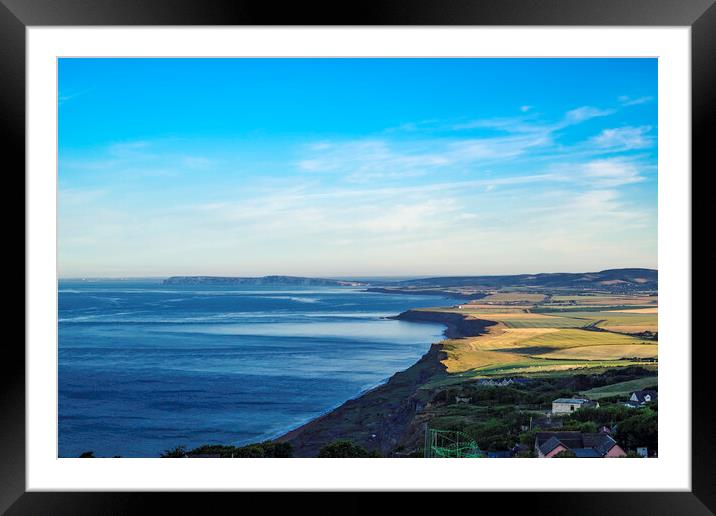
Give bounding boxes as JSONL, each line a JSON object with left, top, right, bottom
{"left": 424, "top": 428, "right": 485, "bottom": 458}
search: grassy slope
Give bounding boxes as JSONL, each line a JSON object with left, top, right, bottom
{"left": 579, "top": 376, "right": 658, "bottom": 399}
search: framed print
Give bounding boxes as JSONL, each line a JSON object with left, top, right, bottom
{"left": 4, "top": 0, "right": 711, "bottom": 513}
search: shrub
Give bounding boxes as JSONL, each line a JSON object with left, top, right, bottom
{"left": 318, "top": 440, "right": 380, "bottom": 458}
{"left": 186, "top": 441, "right": 293, "bottom": 458}
{"left": 160, "top": 445, "right": 187, "bottom": 458}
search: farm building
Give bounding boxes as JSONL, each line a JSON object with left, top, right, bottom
{"left": 551, "top": 398, "right": 599, "bottom": 414}
{"left": 534, "top": 432, "right": 626, "bottom": 458}
{"left": 625, "top": 389, "right": 657, "bottom": 408}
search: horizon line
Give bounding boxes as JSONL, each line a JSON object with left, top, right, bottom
{"left": 58, "top": 267, "right": 658, "bottom": 281}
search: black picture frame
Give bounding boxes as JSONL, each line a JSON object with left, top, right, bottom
{"left": 4, "top": 0, "right": 709, "bottom": 513}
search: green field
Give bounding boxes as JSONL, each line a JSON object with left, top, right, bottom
{"left": 499, "top": 317, "right": 589, "bottom": 328}
{"left": 579, "top": 376, "right": 658, "bottom": 399}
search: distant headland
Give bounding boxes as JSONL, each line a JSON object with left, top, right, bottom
{"left": 161, "top": 275, "right": 366, "bottom": 287}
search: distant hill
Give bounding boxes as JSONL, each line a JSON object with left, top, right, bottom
{"left": 391, "top": 268, "right": 657, "bottom": 291}
{"left": 162, "top": 275, "right": 365, "bottom": 286}
{"left": 162, "top": 269, "right": 656, "bottom": 292}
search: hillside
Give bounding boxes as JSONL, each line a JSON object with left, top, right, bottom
{"left": 389, "top": 268, "right": 657, "bottom": 292}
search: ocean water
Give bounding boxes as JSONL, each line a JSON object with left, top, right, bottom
{"left": 58, "top": 280, "right": 451, "bottom": 457}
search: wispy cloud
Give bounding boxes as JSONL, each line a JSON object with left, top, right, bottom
{"left": 590, "top": 126, "right": 653, "bottom": 151}
{"left": 58, "top": 87, "right": 93, "bottom": 106}
{"left": 564, "top": 106, "right": 615, "bottom": 123}
{"left": 59, "top": 98, "right": 656, "bottom": 276}
{"left": 579, "top": 158, "right": 646, "bottom": 187}
{"left": 618, "top": 95, "right": 654, "bottom": 107}
{"left": 297, "top": 130, "right": 553, "bottom": 182}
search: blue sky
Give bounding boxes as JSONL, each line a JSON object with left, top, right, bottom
{"left": 58, "top": 58, "right": 657, "bottom": 278}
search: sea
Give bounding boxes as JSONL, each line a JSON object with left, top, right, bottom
{"left": 58, "top": 279, "right": 452, "bottom": 457}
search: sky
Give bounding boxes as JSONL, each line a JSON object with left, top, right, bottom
{"left": 58, "top": 58, "right": 657, "bottom": 278}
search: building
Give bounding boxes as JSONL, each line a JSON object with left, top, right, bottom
{"left": 478, "top": 378, "right": 515, "bottom": 387}
{"left": 535, "top": 432, "right": 627, "bottom": 458}
{"left": 625, "top": 389, "right": 657, "bottom": 408}
{"left": 551, "top": 398, "right": 599, "bottom": 414}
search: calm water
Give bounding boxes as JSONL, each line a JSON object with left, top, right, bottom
{"left": 58, "top": 280, "right": 451, "bottom": 457}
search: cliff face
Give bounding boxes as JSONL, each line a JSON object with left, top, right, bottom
{"left": 277, "top": 342, "right": 448, "bottom": 457}
{"left": 277, "top": 310, "right": 495, "bottom": 457}
{"left": 393, "top": 309, "right": 496, "bottom": 339}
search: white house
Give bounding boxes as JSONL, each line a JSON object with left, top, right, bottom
{"left": 551, "top": 398, "right": 599, "bottom": 414}
{"left": 625, "top": 389, "right": 657, "bottom": 408}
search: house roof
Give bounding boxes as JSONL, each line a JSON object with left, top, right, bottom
{"left": 573, "top": 448, "right": 602, "bottom": 458}
{"left": 536, "top": 432, "right": 617, "bottom": 457}
{"left": 538, "top": 436, "right": 566, "bottom": 456}
{"left": 553, "top": 398, "right": 591, "bottom": 405}
{"left": 630, "top": 390, "right": 658, "bottom": 403}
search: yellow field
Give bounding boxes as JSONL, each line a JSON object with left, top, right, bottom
{"left": 535, "top": 344, "right": 658, "bottom": 360}
{"left": 600, "top": 324, "right": 657, "bottom": 334}
{"left": 465, "top": 312, "right": 554, "bottom": 320}
{"left": 433, "top": 306, "right": 658, "bottom": 377}
{"left": 525, "top": 310, "right": 658, "bottom": 334}
{"left": 607, "top": 307, "right": 658, "bottom": 314}
{"left": 463, "top": 304, "right": 534, "bottom": 312}
{"left": 550, "top": 295, "right": 657, "bottom": 306}
{"left": 519, "top": 328, "right": 654, "bottom": 349}
{"left": 480, "top": 292, "right": 546, "bottom": 303}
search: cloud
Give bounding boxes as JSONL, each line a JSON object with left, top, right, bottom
{"left": 581, "top": 158, "right": 645, "bottom": 187}
{"left": 565, "top": 106, "right": 615, "bottom": 123}
{"left": 297, "top": 131, "right": 552, "bottom": 182}
{"left": 450, "top": 115, "right": 546, "bottom": 134}
{"left": 58, "top": 87, "right": 93, "bottom": 106}
{"left": 618, "top": 95, "right": 654, "bottom": 106}
{"left": 59, "top": 99, "right": 656, "bottom": 276}
{"left": 590, "top": 126, "right": 653, "bottom": 151}
{"left": 182, "top": 156, "right": 213, "bottom": 168}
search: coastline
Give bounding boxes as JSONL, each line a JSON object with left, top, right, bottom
{"left": 275, "top": 309, "right": 494, "bottom": 457}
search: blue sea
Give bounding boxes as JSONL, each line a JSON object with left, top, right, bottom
{"left": 58, "top": 280, "right": 451, "bottom": 457}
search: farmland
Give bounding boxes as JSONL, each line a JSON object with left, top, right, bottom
{"left": 412, "top": 291, "right": 657, "bottom": 383}
{"left": 479, "top": 292, "right": 547, "bottom": 303}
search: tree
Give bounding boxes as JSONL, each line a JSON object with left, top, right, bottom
{"left": 615, "top": 409, "right": 657, "bottom": 452}
{"left": 160, "top": 445, "right": 187, "bottom": 458}
{"left": 79, "top": 451, "right": 95, "bottom": 458}
{"left": 519, "top": 429, "right": 538, "bottom": 447}
{"left": 318, "top": 440, "right": 380, "bottom": 458}
{"left": 552, "top": 449, "right": 577, "bottom": 458}
{"left": 186, "top": 441, "right": 293, "bottom": 458}
{"left": 561, "top": 420, "right": 598, "bottom": 433}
